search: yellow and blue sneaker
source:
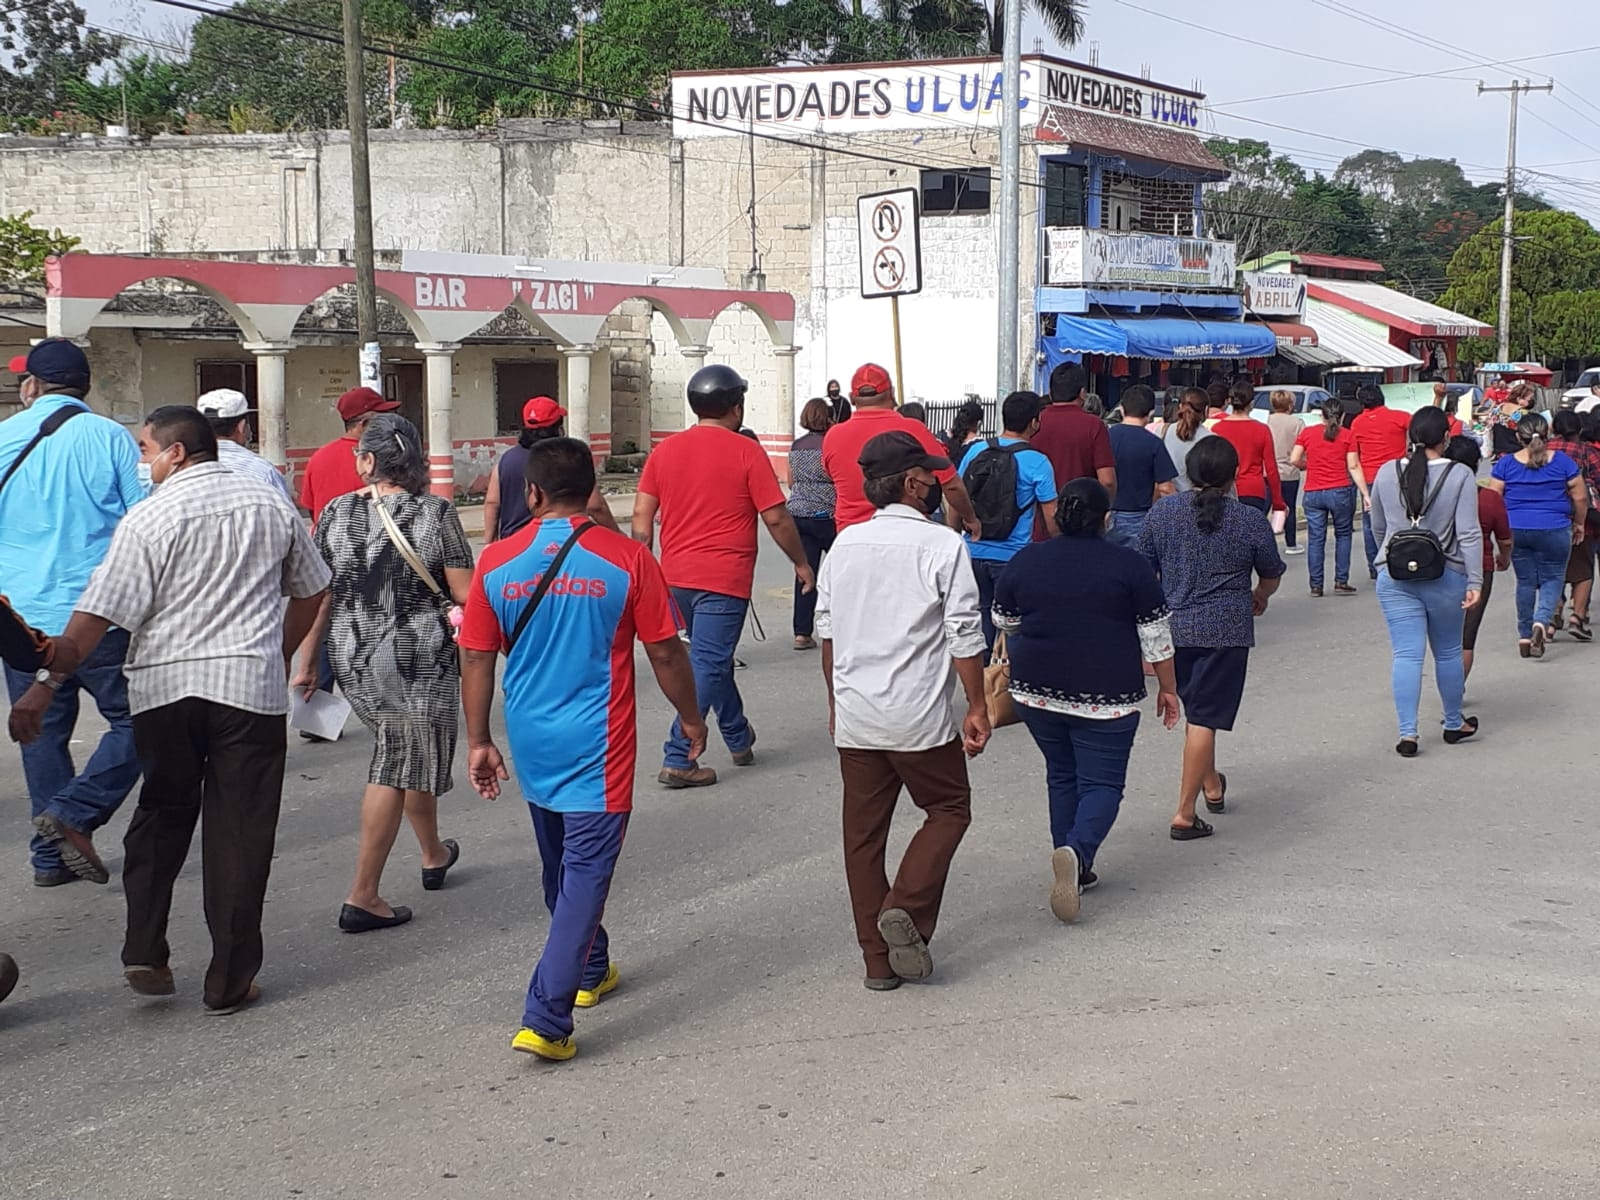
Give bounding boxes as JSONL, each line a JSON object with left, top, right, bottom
{"left": 574, "top": 963, "right": 620, "bottom": 1009}
{"left": 511, "top": 1028, "right": 577, "bottom": 1061}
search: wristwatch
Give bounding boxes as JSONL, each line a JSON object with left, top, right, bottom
{"left": 33, "top": 668, "right": 62, "bottom": 692}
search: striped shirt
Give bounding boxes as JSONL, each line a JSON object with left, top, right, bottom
{"left": 217, "top": 437, "right": 293, "bottom": 502}
{"left": 75, "top": 461, "right": 331, "bottom": 715}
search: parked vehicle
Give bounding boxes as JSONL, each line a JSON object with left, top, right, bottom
{"left": 1248, "top": 384, "right": 1334, "bottom": 424}
{"left": 1564, "top": 367, "right": 1600, "bottom": 408}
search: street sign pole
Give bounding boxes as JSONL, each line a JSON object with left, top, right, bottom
{"left": 891, "top": 294, "right": 905, "bottom": 402}
{"left": 857, "top": 187, "right": 923, "bottom": 402}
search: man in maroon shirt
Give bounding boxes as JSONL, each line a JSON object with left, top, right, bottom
{"left": 1031, "top": 363, "right": 1116, "bottom": 538}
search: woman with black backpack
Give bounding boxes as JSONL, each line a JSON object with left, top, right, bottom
{"left": 1368, "top": 408, "right": 1484, "bottom": 757}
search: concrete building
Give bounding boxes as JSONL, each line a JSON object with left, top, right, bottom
{"left": 1, "top": 53, "right": 1264, "bottom": 492}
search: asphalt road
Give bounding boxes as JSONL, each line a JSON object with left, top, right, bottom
{"left": 3, "top": 534, "right": 1598, "bottom": 1199}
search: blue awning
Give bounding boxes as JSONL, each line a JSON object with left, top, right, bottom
{"left": 1044, "top": 314, "right": 1279, "bottom": 362}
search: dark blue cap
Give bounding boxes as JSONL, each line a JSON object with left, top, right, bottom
{"left": 24, "top": 338, "right": 90, "bottom": 389}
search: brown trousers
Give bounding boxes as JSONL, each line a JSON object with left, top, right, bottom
{"left": 124, "top": 698, "right": 287, "bottom": 1009}
{"left": 838, "top": 739, "right": 972, "bottom": 976}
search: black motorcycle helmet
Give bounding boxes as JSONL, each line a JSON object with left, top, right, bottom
{"left": 687, "top": 363, "right": 747, "bottom": 418}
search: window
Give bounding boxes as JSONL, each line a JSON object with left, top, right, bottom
{"left": 1043, "top": 161, "right": 1086, "bottom": 228}
{"left": 494, "top": 359, "right": 561, "bottom": 435}
{"left": 920, "top": 168, "right": 991, "bottom": 215}
{"left": 196, "top": 360, "right": 258, "bottom": 402}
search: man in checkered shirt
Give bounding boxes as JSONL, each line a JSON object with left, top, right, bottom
{"left": 10, "top": 405, "right": 331, "bottom": 1015}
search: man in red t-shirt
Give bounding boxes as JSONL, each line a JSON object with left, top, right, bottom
{"left": 1030, "top": 362, "right": 1115, "bottom": 539}
{"left": 632, "top": 363, "right": 814, "bottom": 789}
{"left": 821, "top": 363, "right": 980, "bottom": 534}
{"left": 297, "top": 386, "right": 399, "bottom": 524}
{"left": 1349, "top": 384, "right": 1413, "bottom": 578}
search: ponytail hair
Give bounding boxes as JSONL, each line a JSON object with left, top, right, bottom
{"left": 1321, "top": 397, "right": 1343, "bottom": 442}
{"left": 1054, "top": 477, "right": 1111, "bottom": 538}
{"left": 1518, "top": 411, "right": 1551, "bottom": 468}
{"left": 1175, "top": 387, "right": 1209, "bottom": 441}
{"left": 1399, "top": 407, "right": 1449, "bottom": 515}
{"left": 1184, "top": 435, "right": 1239, "bottom": 534}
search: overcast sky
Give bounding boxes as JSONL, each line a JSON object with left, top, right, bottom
{"left": 90, "top": 0, "right": 1600, "bottom": 223}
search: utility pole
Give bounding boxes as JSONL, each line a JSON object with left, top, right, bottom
{"left": 1478, "top": 79, "right": 1552, "bottom": 363}
{"left": 342, "top": 0, "right": 381, "bottom": 388}
{"left": 996, "top": 0, "right": 1023, "bottom": 396}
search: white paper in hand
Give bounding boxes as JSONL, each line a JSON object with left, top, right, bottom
{"left": 289, "top": 688, "right": 352, "bottom": 742}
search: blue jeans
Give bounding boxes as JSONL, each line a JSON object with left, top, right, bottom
{"left": 664, "top": 588, "right": 752, "bottom": 768}
{"left": 1104, "top": 510, "right": 1147, "bottom": 551}
{"left": 523, "top": 805, "right": 628, "bottom": 1039}
{"left": 1510, "top": 526, "right": 1573, "bottom": 638}
{"left": 1280, "top": 480, "right": 1300, "bottom": 548}
{"left": 1375, "top": 568, "right": 1467, "bottom": 739}
{"left": 1017, "top": 707, "right": 1140, "bottom": 873}
{"left": 3, "top": 626, "right": 141, "bottom": 871}
{"left": 1363, "top": 511, "right": 1380, "bottom": 575}
{"left": 1303, "top": 486, "right": 1356, "bottom": 590}
{"left": 969, "top": 556, "right": 1008, "bottom": 653}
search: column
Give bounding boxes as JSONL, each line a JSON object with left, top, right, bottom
{"left": 563, "top": 343, "right": 597, "bottom": 460}
{"left": 244, "top": 341, "right": 292, "bottom": 474}
{"left": 417, "top": 341, "right": 459, "bottom": 499}
{"left": 773, "top": 345, "right": 799, "bottom": 439}
{"left": 680, "top": 344, "right": 709, "bottom": 429}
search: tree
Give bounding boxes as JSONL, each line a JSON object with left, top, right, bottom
{"left": 982, "top": 0, "right": 1083, "bottom": 54}
{"left": 62, "top": 54, "right": 188, "bottom": 135}
{"left": 1442, "top": 208, "right": 1600, "bottom": 362}
{"left": 1202, "top": 138, "right": 1311, "bottom": 264}
{"left": 0, "top": 0, "right": 121, "bottom": 124}
{"left": 0, "top": 211, "right": 80, "bottom": 285}
{"left": 399, "top": 6, "right": 566, "bottom": 125}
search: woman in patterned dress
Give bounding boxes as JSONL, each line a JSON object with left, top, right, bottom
{"left": 786, "top": 397, "right": 836, "bottom": 650}
{"left": 294, "top": 414, "right": 476, "bottom": 933}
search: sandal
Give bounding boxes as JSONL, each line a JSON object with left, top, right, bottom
{"left": 1204, "top": 772, "right": 1227, "bottom": 815}
{"left": 1570, "top": 616, "right": 1593, "bottom": 643}
{"left": 1170, "top": 816, "right": 1214, "bottom": 841}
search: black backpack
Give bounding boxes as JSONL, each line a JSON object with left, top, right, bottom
{"left": 962, "top": 438, "right": 1037, "bottom": 541}
{"left": 1384, "top": 459, "right": 1458, "bottom": 583}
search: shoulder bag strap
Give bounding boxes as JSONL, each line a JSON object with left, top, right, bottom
{"left": 1411, "top": 459, "right": 1456, "bottom": 525}
{"left": 370, "top": 489, "right": 445, "bottom": 596}
{"left": 506, "top": 520, "right": 596, "bottom": 652}
{"left": 0, "top": 404, "right": 85, "bottom": 497}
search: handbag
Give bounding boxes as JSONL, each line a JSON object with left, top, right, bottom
{"left": 369, "top": 489, "right": 464, "bottom": 639}
{"left": 1384, "top": 460, "right": 1457, "bottom": 583}
{"left": 984, "top": 631, "right": 1019, "bottom": 729}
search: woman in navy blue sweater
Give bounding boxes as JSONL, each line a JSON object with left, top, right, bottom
{"left": 993, "top": 479, "right": 1180, "bottom": 924}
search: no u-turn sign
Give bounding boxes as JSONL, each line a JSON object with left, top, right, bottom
{"left": 857, "top": 188, "right": 923, "bottom": 300}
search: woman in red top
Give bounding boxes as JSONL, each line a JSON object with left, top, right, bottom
{"left": 1444, "top": 435, "right": 1511, "bottom": 680}
{"left": 1289, "top": 400, "right": 1367, "bottom": 596}
{"left": 1210, "top": 383, "right": 1284, "bottom": 515}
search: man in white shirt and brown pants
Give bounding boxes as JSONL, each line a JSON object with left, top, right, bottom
{"left": 816, "top": 431, "right": 990, "bottom": 991}
{"left": 10, "top": 405, "right": 330, "bottom": 1015}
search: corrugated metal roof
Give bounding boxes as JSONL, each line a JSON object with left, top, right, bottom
{"left": 1276, "top": 339, "right": 1348, "bottom": 367}
{"left": 1304, "top": 300, "right": 1425, "bottom": 370}
{"left": 1034, "top": 105, "right": 1230, "bottom": 180}
{"left": 1307, "top": 280, "right": 1492, "bottom": 337}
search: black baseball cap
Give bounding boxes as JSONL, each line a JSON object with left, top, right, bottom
{"left": 21, "top": 338, "right": 90, "bottom": 389}
{"left": 858, "top": 430, "right": 950, "bottom": 480}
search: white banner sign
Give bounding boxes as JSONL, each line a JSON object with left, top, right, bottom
{"left": 1241, "top": 271, "right": 1307, "bottom": 317}
{"left": 671, "top": 55, "right": 1207, "bottom": 139}
{"left": 857, "top": 188, "right": 922, "bottom": 299}
{"left": 1046, "top": 228, "right": 1236, "bottom": 289}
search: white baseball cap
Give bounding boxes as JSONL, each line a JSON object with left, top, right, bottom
{"left": 197, "top": 388, "right": 251, "bottom": 420}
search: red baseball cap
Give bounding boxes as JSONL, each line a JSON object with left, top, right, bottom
{"left": 9, "top": 354, "right": 27, "bottom": 375}
{"left": 522, "top": 395, "right": 566, "bottom": 429}
{"left": 336, "top": 386, "right": 399, "bottom": 423}
{"left": 851, "top": 363, "right": 893, "bottom": 400}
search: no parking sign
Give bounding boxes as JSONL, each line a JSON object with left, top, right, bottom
{"left": 856, "top": 188, "right": 923, "bottom": 300}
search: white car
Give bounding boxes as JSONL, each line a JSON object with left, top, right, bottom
{"left": 1249, "top": 385, "right": 1335, "bottom": 425}
{"left": 1564, "top": 367, "right": 1600, "bottom": 409}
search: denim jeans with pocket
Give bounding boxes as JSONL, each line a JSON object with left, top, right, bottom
{"left": 1375, "top": 567, "right": 1467, "bottom": 739}
{"left": 1510, "top": 526, "right": 1573, "bottom": 638}
{"left": 1017, "top": 706, "right": 1140, "bottom": 873}
{"left": 1104, "top": 510, "right": 1148, "bottom": 551}
{"left": 664, "top": 588, "right": 753, "bottom": 768}
{"left": 3, "top": 626, "right": 141, "bottom": 871}
{"left": 1303, "top": 486, "right": 1356, "bottom": 590}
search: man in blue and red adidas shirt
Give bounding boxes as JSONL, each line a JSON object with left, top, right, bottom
{"left": 459, "top": 438, "right": 704, "bottom": 1063}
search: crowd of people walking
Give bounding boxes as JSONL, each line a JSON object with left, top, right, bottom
{"left": 2, "top": 340, "right": 1593, "bottom": 1054}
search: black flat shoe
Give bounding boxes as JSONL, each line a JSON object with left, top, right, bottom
{"left": 1396, "top": 738, "right": 1420, "bottom": 758}
{"left": 1442, "top": 716, "right": 1479, "bottom": 745}
{"left": 1170, "top": 817, "right": 1214, "bottom": 841}
{"left": 338, "top": 903, "right": 413, "bottom": 933}
{"left": 1204, "top": 772, "right": 1227, "bottom": 815}
{"left": 421, "top": 839, "right": 459, "bottom": 892}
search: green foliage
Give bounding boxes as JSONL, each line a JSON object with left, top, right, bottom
{"left": 1442, "top": 209, "right": 1600, "bottom": 361}
{"left": 62, "top": 54, "right": 188, "bottom": 135}
{"left": 0, "top": 0, "right": 121, "bottom": 125}
{"left": 400, "top": 8, "right": 562, "bottom": 126}
{"left": 0, "top": 211, "right": 80, "bottom": 284}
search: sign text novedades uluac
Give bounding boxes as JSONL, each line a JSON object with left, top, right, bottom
{"left": 1041, "top": 67, "right": 1200, "bottom": 128}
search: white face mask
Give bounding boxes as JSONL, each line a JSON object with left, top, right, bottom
{"left": 136, "top": 462, "right": 154, "bottom": 492}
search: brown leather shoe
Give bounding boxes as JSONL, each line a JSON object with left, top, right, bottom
{"left": 33, "top": 814, "right": 109, "bottom": 884}
{"left": 657, "top": 766, "right": 718, "bottom": 789}
{"left": 124, "top": 964, "right": 176, "bottom": 996}
{"left": 205, "top": 983, "right": 262, "bottom": 1016}
{"left": 730, "top": 727, "right": 757, "bottom": 768}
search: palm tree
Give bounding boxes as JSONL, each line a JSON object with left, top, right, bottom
{"left": 831, "top": 0, "right": 1083, "bottom": 62}
{"left": 984, "top": 0, "right": 1084, "bottom": 54}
